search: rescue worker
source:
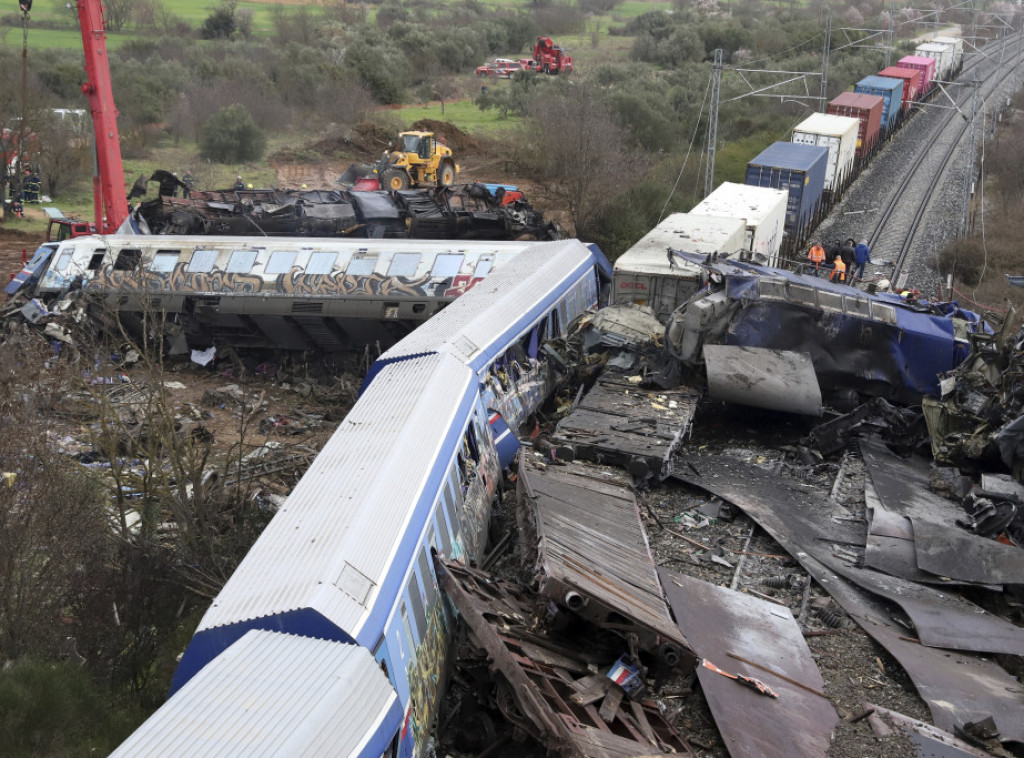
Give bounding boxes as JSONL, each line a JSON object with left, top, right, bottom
{"left": 182, "top": 170, "right": 195, "bottom": 192}
{"left": 233, "top": 175, "right": 245, "bottom": 191}
{"left": 806, "top": 241, "right": 826, "bottom": 276}
{"left": 9, "top": 196, "right": 23, "bottom": 218}
{"left": 840, "top": 237, "right": 856, "bottom": 269}
{"left": 27, "top": 171, "right": 40, "bottom": 202}
{"left": 852, "top": 239, "right": 871, "bottom": 282}
{"left": 830, "top": 253, "right": 847, "bottom": 283}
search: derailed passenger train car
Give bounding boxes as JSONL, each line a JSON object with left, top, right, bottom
{"left": 119, "top": 240, "right": 610, "bottom": 758}
{"left": 25, "top": 235, "right": 539, "bottom": 351}
{"left": 666, "top": 251, "right": 989, "bottom": 403}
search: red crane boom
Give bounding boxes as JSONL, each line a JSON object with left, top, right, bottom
{"left": 76, "top": 0, "right": 128, "bottom": 233}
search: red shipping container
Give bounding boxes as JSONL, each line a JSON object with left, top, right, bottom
{"left": 827, "top": 92, "right": 884, "bottom": 158}
{"left": 897, "top": 55, "right": 936, "bottom": 95}
{"left": 879, "top": 66, "right": 923, "bottom": 111}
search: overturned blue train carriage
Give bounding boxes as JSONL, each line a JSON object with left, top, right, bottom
{"left": 665, "top": 251, "right": 990, "bottom": 403}
{"left": 113, "top": 239, "right": 611, "bottom": 758}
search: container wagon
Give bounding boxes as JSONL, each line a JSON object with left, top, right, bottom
{"left": 915, "top": 42, "right": 954, "bottom": 81}
{"left": 932, "top": 36, "right": 964, "bottom": 75}
{"left": 854, "top": 75, "right": 904, "bottom": 134}
{"left": 690, "top": 182, "right": 787, "bottom": 267}
{"left": 878, "top": 66, "right": 923, "bottom": 111}
{"left": 745, "top": 141, "right": 828, "bottom": 256}
{"left": 612, "top": 213, "right": 746, "bottom": 320}
{"left": 897, "top": 55, "right": 936, "bottom": 96}
{"left": 827, "top": 92, "right": 884, "bottom": 160}
{"left": 791, "top": 113, "right": 860, "bottom": 197}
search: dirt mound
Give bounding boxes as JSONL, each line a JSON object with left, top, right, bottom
{"left": 409, "top": 120, "right": 480, "bottom": 153}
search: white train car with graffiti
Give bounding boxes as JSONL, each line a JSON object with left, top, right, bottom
{"left": 113, "top": 239, "right": 612, "bottom": 758}
{"left": 13, "top": 235, "right": 540, "bottom": 351}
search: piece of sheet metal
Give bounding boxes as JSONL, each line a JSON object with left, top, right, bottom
{"left": 863, "top": 703, "right": 1001, "bottom": 758}
{"left": 659, "top": 568, "right": 837, "bottom": 758}
{"left": 518, "top": 454, "right": 692, "bottom": 659}
{"left": 800, "top": 552, "right": 1024, "bottom": 743}
{"left": 860, "top": 438, "right": 1024, "bottom": 584}
{"left": 703, "top": 345, "right": 823, "bottom": 416}
{"left": 552, "top": 377, "right": 699, "bottom": 480}
{"left": 673, "top": 455, "right": 1024, "bottom": 741}
{"left": 436, "top": 559, "right": 695, "bottom": 757}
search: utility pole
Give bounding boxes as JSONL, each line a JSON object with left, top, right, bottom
{"left": 884, "top": 0, "right": 894, "bottom": 68}
{"left": 704, "top": 48, "right": 722, "bottom": 199}
{"left": 819, "top": 17, "right": 831, "bottom": 112}
{"left": 962, "top": 77, "right": 980, "bottom": 237}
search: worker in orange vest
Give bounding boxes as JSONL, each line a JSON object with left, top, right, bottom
{"left": 830, "top": 254, "right": 847, "bottom": 283}
{"left": 806, "top": 241, "right": 825, "bottom": 276}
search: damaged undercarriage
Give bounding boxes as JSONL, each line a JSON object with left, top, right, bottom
{"left": 131, "top": 171, "right": 560, "bottom": 241}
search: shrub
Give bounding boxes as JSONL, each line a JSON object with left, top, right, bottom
{"left": 199, "top": 104, "right": 266, "bottom": 163}
{"left": 938, "top": 238, "right": 985, "bottom": 286}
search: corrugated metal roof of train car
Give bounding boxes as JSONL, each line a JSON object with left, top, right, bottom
{"left": 374, "top": 239, "right": 597, "bottom": 372}
{"left": 191, "top": 352, "right": 476, "bottom": 643}
{"left": 114, "top": 630, "right": 401, "bottom": 757}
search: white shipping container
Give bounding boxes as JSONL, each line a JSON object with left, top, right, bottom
{"left": 915, "top": 42, "right": 954, "bottom": 80}
{"left": 931, "top": 36, "right": 964, "bottom": 71}
{"left": 791, "top": 113, "right": 860, "bottom": 194}
{"left": 613, "top": 213, "right": 747, "bottom": 320}
{"left": 691, "top": 182, "right": 787, "bottom": 267}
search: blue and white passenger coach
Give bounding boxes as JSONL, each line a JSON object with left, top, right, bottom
{"left": 119, "top": 240, "right": 610, "bottom": 757}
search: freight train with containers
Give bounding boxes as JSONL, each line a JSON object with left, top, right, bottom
{"left": 614, "top": 34, "right": 963, "bottom": 313}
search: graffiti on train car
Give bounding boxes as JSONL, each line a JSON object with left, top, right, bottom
{"left": 406, "top": 604, "right": 452, "bottom": 756}
{"left": 82, "top": 263, "right": 485, "bottom": 300}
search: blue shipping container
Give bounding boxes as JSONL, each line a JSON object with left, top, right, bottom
{"left": 745, "top": 142, "right": 828, "bottom": 242}
{"left": 854, "top": 75, "right": 904, "bottom": 133}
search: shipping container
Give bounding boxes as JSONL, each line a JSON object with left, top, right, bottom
{"left": 745, "top": 141, "right": 828, "bottom": 249}
{"left": 878, "top": 66, "right": 923, "bottom": 111}
{"left": 827, "top": 92, "right": 884, "bottom": 158}
{"left": 612, "top": 213, "right": 746, "bottom": 319}
{"left": 897, "top": 55, "right": 936, "bottom": 95}
{"left": 791, "top": 113, "right": 860, "bottom": 194}
{"left": 915, "top": 42, "right": 954, "bottom": 80}
{"left": 854, "top": 75, "right": 904, "bottom": 133}
{"left": 932, "top": 36, "right": 964, "bottom": 73}
{"left": 691, "top": 182, "right": 788, "bottom": 267}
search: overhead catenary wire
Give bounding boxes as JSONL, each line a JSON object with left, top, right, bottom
{"left": 657, "top": 71, "right": 712, "bottom": 225}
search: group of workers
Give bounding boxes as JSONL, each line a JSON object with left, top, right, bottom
{"left": 806, "top": 237, "right": 871, "bottom": 283}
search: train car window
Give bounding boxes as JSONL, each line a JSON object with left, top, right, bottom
{"left": 226, "top": 250, "right": 257, "bottom": 273}
{"left": 347, "top": 255, "right": 378, "bottom": 276}
{"left": 388, "top": 253, "right": 421, "bottom": 277}
{"left": 558, "top": 300, "right": 569, "bottom": 330}
{"left": 53, "top": 250, "right": 74, "bottom": 271}
{"left": 381, "top": 731, "right": 399, "bottom": 758}
{"left": 434, "top": 512, "right": 452, "bottom": 556}
{"left": 113, "top": 249, "right": 142, "bottom": 271}
{"left": 87, "top": 252, "right": 105, "bottom": 271}
{"left": 187, "top": 249, "right": 218, "bottom": 273}
{"left": 418, "top": 548, "right": 437, "bottom": 606}
{"left": 474, "top": 257, "right": 493, "bottom": 278}
{"left": 550, "top": 308, "right": 561, "bottom": 337}
{"left": 431, "top": 254, "right": 463, "bottom": 278}
{"left": 447, "top": 471, "right": 463, "bottom": 509}
{"left": 407, "top": 572, "right": 427, "bottom": 638}
{"left": 151, "top": 252, "right": 179, "bottom": 273}
{"left": 265, "top": 251, "right": 297, "bottom": 275}
{"left": 399, "top": 602, "right": 417, "bottom": 663}
{"left": 306, "top": 252, "right": 337, "bottom": 275}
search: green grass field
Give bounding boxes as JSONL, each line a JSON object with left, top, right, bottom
{"left": 395, "top": 99, "right": 523, "bottom": 136}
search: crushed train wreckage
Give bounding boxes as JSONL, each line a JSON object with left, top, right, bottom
{"left": 130, "top": 171, "right": 560, "bottom": 241}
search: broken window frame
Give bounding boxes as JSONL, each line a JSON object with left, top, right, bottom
{"left": 474, "top": 256, "right": 493, "bottom": 278}
{"left": 113, "top": 248, "right": 143, "bottom": 272}
{"left": 86, "top": 251, "right": 104, "bottom": 271}
{"left": 151, "top": 251, "right": 180, "bottom": 273}
{"left": 407, "top": 570, "right": 427, "bottom": 639}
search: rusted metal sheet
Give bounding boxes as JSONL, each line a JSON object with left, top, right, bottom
{"left": 551, "top": 376, "right": 699, "bottom": 480}
{"left": 436, "top": 559, "right": 695, "bottom": 758}
{"left": 673, "top": 455, "right": 1024, "bottom": 743}
{"left": 658, "top": 568, "right": 837, "bottom": 758}
{"left": 703, "top": 345, "right": 823, "bottom": 416}
{"left": 518, "top": 454, "right": 692, "bottom": 662}
{"left": 860, "top": 438, "right": 1024, "bottom": 584}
